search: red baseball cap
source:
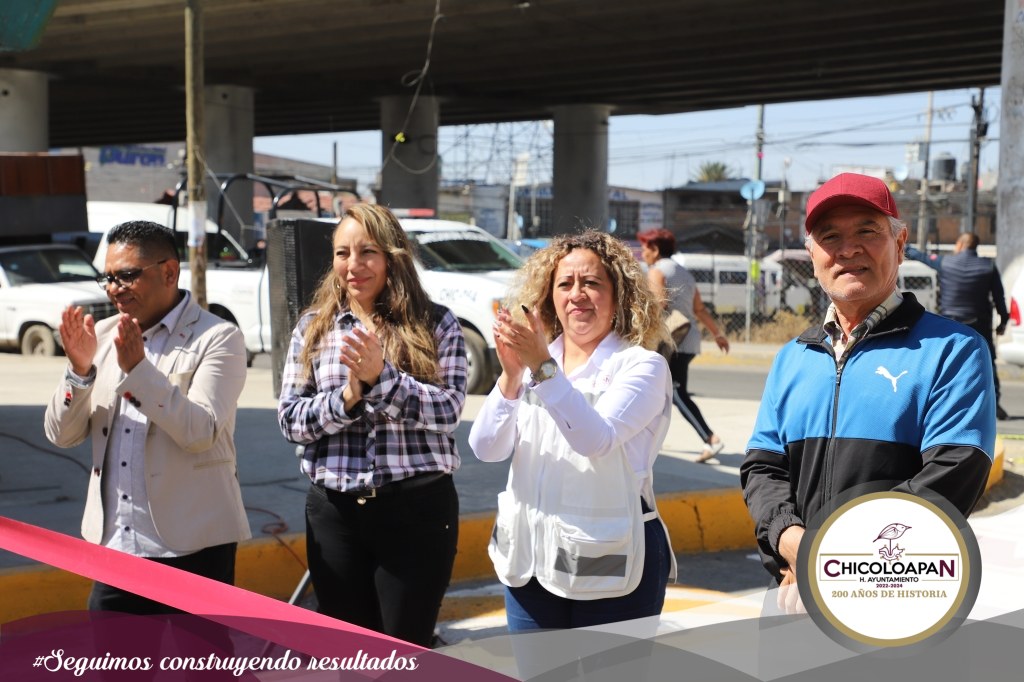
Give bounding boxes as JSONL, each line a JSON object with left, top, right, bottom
{"left": 804, "top": 173, "right": 899, "bottom": 233}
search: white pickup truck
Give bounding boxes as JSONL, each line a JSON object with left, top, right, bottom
{"left": 91, "top": 204, "right": 520, "bottom": 393}
{"left": 89, "top": 200, "right": 265, "bottom": 362}
{"left": 398, "top": 218, "right": 521, "bottom": 393}
{"left": 0, "top": 244, "right": 117, "bottom": 355}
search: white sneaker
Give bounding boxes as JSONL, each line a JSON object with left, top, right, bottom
{"left": 696, "top": 440, "right": 724, "bottom": 463}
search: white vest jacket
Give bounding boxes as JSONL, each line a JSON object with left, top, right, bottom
{"left": 486, "top": 341, "right": 676, "bottom": 600}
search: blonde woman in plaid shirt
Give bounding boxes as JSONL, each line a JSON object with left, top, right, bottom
{"left": 277, "top": 204, "right": 467, "bottom": 646}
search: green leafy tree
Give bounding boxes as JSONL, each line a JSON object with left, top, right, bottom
{"left": 694, "top": 161, "right": 734, "bottom": 182}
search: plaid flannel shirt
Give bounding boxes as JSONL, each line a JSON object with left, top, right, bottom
{"left": 277, "top": 305, "right": 467, "bottom": 492}
{"left": 822, "top": 289, "right": 903, "bottom": 369}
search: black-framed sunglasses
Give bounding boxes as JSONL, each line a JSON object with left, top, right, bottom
{"left": 96, "top": 259, "right": 169, "bottom": 289}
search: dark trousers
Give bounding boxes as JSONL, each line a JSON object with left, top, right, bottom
{"left": 669, "top": 352, "right": 713, "bottom": 442}
{"left": 87, "top": 542, "right": 237, "bottom": 614}
{"left": 304, "top": 475, "right": 459, "bottom": 647}
{"left": 86, "top": 543, "right": 239, "bottom": 678}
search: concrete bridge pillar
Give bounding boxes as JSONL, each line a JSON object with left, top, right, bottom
{"left": 0, "top": 69, "right": 48, "bottom": 151}
{"left": 551, "top": 104, "right": 610, "bottom": 235}
{"left": 204, "top": 85, "right": 255, "bottom": 244}
{"left": 379, "top": 95, "right": 439, "bottom": 212}
{"left": 998, "top": 0, "right": 1024, "bottom": 286}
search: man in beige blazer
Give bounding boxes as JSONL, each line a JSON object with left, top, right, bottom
{"left": 44, "top": 220, "right": 251, "bottom": 614}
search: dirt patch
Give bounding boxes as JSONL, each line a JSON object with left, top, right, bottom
{"left": 747, "top": 311, "right": 816, "bottom": 343}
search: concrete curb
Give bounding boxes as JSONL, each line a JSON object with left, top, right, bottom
{"left": 0, "top": 438, "right": 1007, "bottom": 625}
{"left": 0, "top": 487, "right": 753, "bottom": 624}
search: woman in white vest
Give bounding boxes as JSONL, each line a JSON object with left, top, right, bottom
{"left": 469, "top": 230, "right": 675, "bottom": 632}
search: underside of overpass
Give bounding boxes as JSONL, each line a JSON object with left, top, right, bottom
{"left": 0, "top": 0, "right": 1006, "bottom": 147}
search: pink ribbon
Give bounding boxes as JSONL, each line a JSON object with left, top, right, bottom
{"left": 0, "top": 515, "right": 422, "bottom": 657}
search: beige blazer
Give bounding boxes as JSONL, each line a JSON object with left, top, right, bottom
{"left": 44, "top": 298, "right": 252, "bottom": 552}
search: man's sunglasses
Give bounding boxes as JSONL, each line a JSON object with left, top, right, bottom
{"left": 96, "top": 260, "right": 168, "bottom": 289}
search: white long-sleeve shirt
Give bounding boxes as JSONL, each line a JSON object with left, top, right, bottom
{"left": 468, "top": 332, "right": 675, "bottom": 596}
{"left": 469, "top": 332, "right": 671, "bottom": 495}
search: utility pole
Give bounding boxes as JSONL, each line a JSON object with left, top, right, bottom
{"left": 185, "top": 0, "right": 207, "bottom": 308}
{"left": 779, "top": 157, "right": 791, "bottom": 250}
{"left": 331, "top": 141, "right": 338, "bottom": 185}
{"left": 507, "top": 153, "right": 529, "bottom": 241}
{"left": 915, "top": 92, "right": 933, "bottom": 251}
{"left": 964, "top": 88, "right": 986, "bottom": 234}
{"left": 332, "top": 140, "right": 339, "bottom": 215}
{"left": 744, "top": 104, "right": 766, "bottom": 343}
{"left": 754, "top": 105, "right": 765, "bottom": 181}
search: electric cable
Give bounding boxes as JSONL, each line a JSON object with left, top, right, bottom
{"left": 381, "top": 0, "right": 444, "bottom": 176}
{"left": 0, "top": 432, "right": 89, "bottom": 474}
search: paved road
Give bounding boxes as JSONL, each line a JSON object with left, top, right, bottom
{"left": 689, "top": 364, "right": 1024, "bottom": 435}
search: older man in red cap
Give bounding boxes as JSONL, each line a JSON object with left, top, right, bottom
{"left": 740, "top": 172, "right": 995, "bottom": 612}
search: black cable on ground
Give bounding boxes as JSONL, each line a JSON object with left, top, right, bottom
{"left": 0, "top": 432, "right": 89, "bottom": 474}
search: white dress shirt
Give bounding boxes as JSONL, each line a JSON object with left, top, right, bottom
{"left": 100, "top": 293, "right": 189, "bottom": 557}
{"left": 470, "top": 332, "right": 671, "bottom": 487}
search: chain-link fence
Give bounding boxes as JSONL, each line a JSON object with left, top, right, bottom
{"left": 682, "top": 254, "right": 939, "bottom": 344}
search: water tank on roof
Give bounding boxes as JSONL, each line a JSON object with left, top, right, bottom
{"left": 932, "top": 154, "right": 956, "bottom": 182}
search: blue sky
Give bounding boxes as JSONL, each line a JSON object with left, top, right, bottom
{"left": 253, "top": 87, "right": 1000, "bottom": 195}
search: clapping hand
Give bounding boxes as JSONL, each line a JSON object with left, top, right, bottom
{"left": 340, "top": 326, "right": 384, "bottom": 386}
{"left": 339, "top": 327, "right": 383, "bottom": 411}
{"left": 60, "top": 306, "right": 97, "bottom": 376}
{"left": 492, "top": 307, "right": 528, "bottom": 398}
{"left": 493, "top": 305, "right": 550, "bottom": 398}
{"left": 113, "top": 314, "right": 145, "bottom": 373}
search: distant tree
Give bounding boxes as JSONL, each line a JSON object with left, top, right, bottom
{"left": 694, "top": 161, "right": 734, "bottom": 182}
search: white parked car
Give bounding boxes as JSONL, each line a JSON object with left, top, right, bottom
{"left": 999, "top": 267, "right": 1024, "bottom": 367}
{"left": 0, "top": 244, "right": 116, "bottom": 355}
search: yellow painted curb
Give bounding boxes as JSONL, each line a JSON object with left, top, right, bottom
{"left": 0, "top": 450, "right": 1008, "bottom": 626}
{"left": 452, "top": 512, "right": 499, "bottom": 582}
{"left": 0, "top": 563, "right": 92, "bottom": 624}
{"left": 234, "top": 534, "right": 308, "bottom": 601}
{"left": 0, "top": 489, "right": 747, "bottom": 624}
{"left": 988, "top": 436, "right": 1005, "bottom": 490}
{"left": 657, "top": 488, "right": 755, "bottom": 552}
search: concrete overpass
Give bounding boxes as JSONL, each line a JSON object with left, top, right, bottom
{"left": 1, "top": 0, "right": 1022, "bottom": 273}
{"left": 0, "top": 0, "right": 1005, "bottom": 143}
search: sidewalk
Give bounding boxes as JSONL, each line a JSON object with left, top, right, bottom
{"left": 0, "top": 343, "right": 1014, "bottom": 632}
{"left": 0, "top": 349, "right": 760, "bottom": 624}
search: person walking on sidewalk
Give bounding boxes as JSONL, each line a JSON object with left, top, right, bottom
{"left": 277, "top": 204, "right": 466, "bottom": 647}
{"left": 741, "top": 173, "right": 995, "bottom": 613}
{"left": 906, "top": 232, "right": 1010, "bottom": 420}
{"left": 468, "top": 230, "right": 675, "bottom": 633}
{"left": 44, "top": 220, "right": 251, "bottom": 614}
{"left": 638, "top": 229, "right": 730, "bottom": 463}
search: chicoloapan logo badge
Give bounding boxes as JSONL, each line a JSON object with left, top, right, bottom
{"left": 801, "top": 492, "right": 979, "bottom": 649}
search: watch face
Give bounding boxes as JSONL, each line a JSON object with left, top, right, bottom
{"left": 538, "top": 359, "right": 557, "bottom": 380}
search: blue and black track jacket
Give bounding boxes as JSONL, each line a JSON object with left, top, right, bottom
{"left": 741, "top": 293, "right": 995, "bottom": 580}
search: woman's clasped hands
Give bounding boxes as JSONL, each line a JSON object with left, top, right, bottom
{"left": 339, "top": 326, "right": 384, "bottom": 409}
{"left": 493, "top": 305, "right": 551, "bottom": 398}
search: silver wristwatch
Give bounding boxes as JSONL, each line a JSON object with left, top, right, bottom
{"left": 529, "top": 358, "right": 558, "bottom": 387}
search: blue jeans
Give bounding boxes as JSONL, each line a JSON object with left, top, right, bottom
{"left": 504, "top": 515, "right": 671, "bottom": 632}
